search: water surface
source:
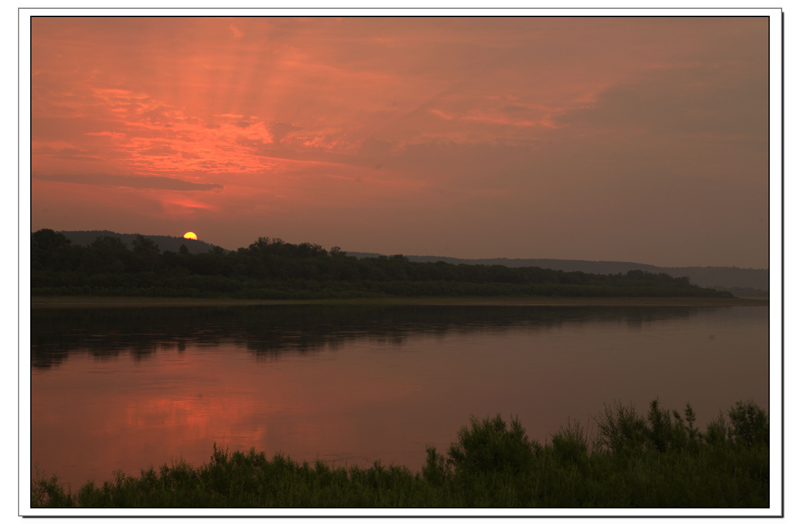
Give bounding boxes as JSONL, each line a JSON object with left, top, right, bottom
{"left": 31, "top": 304, "right": 768, "bottom": 489}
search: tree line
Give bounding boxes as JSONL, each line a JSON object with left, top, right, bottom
{"left": 31, "top": 229, "right": 733, "bottom": 299}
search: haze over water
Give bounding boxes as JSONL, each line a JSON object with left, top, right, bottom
{"left": 31, "top": 304, "right": 768, "bottom": 490}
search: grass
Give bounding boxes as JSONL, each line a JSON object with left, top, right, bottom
{"left": 30, "top": 294, "right": 768, "bottom": 309}
{"left": 31, "top": 399, "right": 769, "bottom": 508}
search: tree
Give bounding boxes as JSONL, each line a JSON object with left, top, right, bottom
{"left": 32, "top": 229, "right": 72, "bottom": 270}
{"left": 89, "top": 236, "right": 131, "bottom": 274}
{"left": 132, "top": 235, "right": 161, "bottom": 272}
{"left": 626, "top": 269, "right": 645, "bottom": 280}
{"left": 32, "top": 229, "right": 71, "bottom": 252}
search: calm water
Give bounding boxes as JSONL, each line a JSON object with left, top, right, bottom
{"left": 31, "top": 304, "right": 768, "bottom": 489}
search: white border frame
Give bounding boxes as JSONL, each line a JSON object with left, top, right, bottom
{"left": 18, "top": 6, "right": 784, "bottom": 518}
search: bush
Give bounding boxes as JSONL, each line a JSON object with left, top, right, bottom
{"left": 595, "top": 401, "right": 648, "bottom": 456}
{"left": 728, "top": 400, "right": 769, "bottom": 447}
{"left": 421, "top": 447, "right": 449, "bottom": 486}
{"left": 551, "top": 420, "right": 589, "bottom": 466}
{"left": 446, "top": 415, "right": 535, "bottom": 476}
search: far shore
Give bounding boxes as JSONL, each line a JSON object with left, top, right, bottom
{"left": 30, "top": 295, "right": 769, "bottom": 309}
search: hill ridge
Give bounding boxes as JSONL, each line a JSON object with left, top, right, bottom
{"left": 53, "top": 230, "right": 767, "bottom": 295}
{"left": 57, "top": 230, "right": 218, "bottom": 255}
{"left": 345, "top": 253, "right": 768, "bottom": 295}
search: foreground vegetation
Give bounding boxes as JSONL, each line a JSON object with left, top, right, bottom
{"left": 32, "top": 399, "right": 768, "bottom": 508}
{"left": 32, "top": 230, "right": 732, "bottom": 300}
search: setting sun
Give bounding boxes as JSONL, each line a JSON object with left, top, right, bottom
{"left": 183, "top": 232, "right": 198, "bottom": 240}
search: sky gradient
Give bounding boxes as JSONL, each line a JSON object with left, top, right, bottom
{"left": 30, "top": 16, "right": 769, "bottom": 268}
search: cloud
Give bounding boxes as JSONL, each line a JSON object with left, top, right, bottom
{"left": 269, "top": 122, "right": 302, "bottom": 142}
{"left": 35, "top": 145, "right": 104, "bottom": 161}
{"left": 34, "top": 173, "right": 223, "bottom": 191}
{"left": 229, "top": 24, "right": 243, "bottom": 39}
{"left": 553, "top": 63, "right": 767, "bottom": 139}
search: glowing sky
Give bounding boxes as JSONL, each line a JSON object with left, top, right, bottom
{"left": 30, "top": 16, "right": 769, "bottom": 267}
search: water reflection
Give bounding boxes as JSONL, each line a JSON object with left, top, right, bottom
{"left": 32, "top": 304, "right": 716, "bottom": 368}
{"left": 31, "top": 304, "right": 768, "bottom": 490}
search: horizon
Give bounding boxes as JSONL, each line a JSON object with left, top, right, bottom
{"left": 31, "top": 16, "right": 770, "bottom": 269}
{"left": 47, "top": 227, "right": 767, "bottom": 270}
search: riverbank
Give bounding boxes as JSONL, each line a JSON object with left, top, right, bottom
{"left": 31, "top": 399, "right": 769, "bottom": 509}
{"left": 30, "top": 295, "right": 768, "bottom": 309}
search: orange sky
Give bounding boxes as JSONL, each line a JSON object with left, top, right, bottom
{"left": 30, "top": 16, "right": 769, "bottom": 267}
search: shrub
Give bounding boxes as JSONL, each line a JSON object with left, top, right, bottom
{"left": 421, "top": 446, "right": 449, "bottom": 486}
{"left": 728, "top": 400, "right": 769, "bottom": 447}
{"left": 446, "top": 415, "right": 535, "bottom": 476}
{"left": 550, "top": 419, "right": 589, "bottom": 466}
{"left": 704, "top": 412, "right": 729, "bottom": 446}
{"left": 595, "top": 401, "right": 648, "bottom": 456}
{"left": 646, "top": 398, "right": 674, "bottom": 453}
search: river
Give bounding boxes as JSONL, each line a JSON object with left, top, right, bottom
{"left": 30, "top": 303, "right": 768, "bottom": 490}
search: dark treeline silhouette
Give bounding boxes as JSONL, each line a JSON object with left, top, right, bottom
{"left": 57, "top": 230, "right": 219, "bottom": 254}
{"left": 31, "top": 229, "right": 732, "bottom": 299}
{"left": 348, "top": 253, "right": 769, "bottom": 295}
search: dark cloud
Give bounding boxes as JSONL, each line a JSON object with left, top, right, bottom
{"left": 269, "top": 122, "right": 302, "bottom": 142}
{"left": 53, "top": 154, "right": 104, "bottom": 161}
{"left": 235, "top": 136, "right": 269, "bottom": 149}
{"left": 138, "top": 145, "right": 179, "bottom": 156}
{"left": 139, "top": 105, "right": 176, "bottom": 125}
{"left": 36, "top": 146, "right": 103, "bottom": 161}
{"left": 554, "top": 64, "right": 767, "bottom": 139}
{"left": 34, "top": 173, "right": 223, "bottom": 191}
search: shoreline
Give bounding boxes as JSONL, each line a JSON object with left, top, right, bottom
{"left": 30, "top": 295, "right": 769, "bottom": 309}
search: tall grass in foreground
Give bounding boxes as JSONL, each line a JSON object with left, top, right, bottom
{"left": 32, "top": 399, "right": 769, "bottom": 508}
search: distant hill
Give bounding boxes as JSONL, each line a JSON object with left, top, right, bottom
{"left": 58, "top": 230, "right": 221, "bottom": 255}
{"left": 52, "top": 231, "right": 767, "bottom": 297}
{"left": 345, "top": 252, "right": 769, "bottom": 297}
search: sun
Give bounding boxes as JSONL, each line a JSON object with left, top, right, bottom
{"left": 183, "top": 231, "right": 198, "bottom": 240}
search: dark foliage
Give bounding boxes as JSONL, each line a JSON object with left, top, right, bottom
{"left": 32, "top": 229, "right": 734, "bottom": 299}
{"left": 32, "top": 400, "right": 769, "bottom": 508}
